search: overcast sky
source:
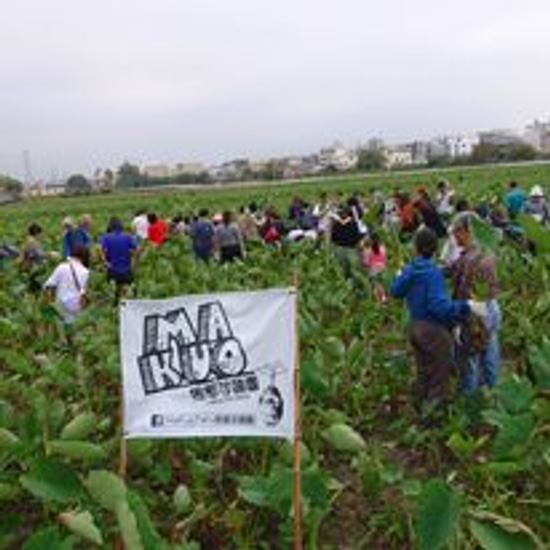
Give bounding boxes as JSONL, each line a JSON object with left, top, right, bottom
{"left": 1, "top": 0, "right": 549, "bottom": 181}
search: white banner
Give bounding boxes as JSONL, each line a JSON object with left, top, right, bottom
{"left": 120, "top": 288, "right": 296, "bottom": 440}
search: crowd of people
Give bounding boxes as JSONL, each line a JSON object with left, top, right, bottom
{"left": 10, "top": 178, "right": 550, "bottom": 424}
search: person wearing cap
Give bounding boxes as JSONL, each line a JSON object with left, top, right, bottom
{"left": 524, "top": 185, "right": 550, "bottom": 226}
{"left": 390, "top": 227, "right": 486, "bottom": 422}
{"left": 62, "top": 214, "right": 93, "bottom": 266}
{"left": 449, "top": 213, "right": 501, "bottom": 393}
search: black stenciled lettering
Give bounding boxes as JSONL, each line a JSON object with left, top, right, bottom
{"left": 137, "top": 302, "right": 249, "bottom": 395}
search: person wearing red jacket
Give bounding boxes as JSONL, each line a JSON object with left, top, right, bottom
{"left": 147, "top": 213, "right": 168, "bottom": 245}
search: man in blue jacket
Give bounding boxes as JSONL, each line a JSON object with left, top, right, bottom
{"left": 390, "top": 227, "right": 486, "bottom": 420}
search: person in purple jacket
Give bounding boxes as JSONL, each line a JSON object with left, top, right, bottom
{"left": 100, "top": 217, "right": 137, "bottom": 303}
{"left": 390, "top": 227, "right": 487, "bottom": 421}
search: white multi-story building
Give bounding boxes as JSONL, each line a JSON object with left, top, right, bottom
{"left": 318, "top": 142, "right": 358, "bottom": 171}
{"left": 524, "top": 120, "right": 550, "bottom": 153}
{"left": 443, "top": 135, "right": 478, "bottom": 158}
{"left": 384, "top": 147, "right": 414, "bottom": 168}
{"left": 427, "top": 135, "right": 478, "bottom": 159}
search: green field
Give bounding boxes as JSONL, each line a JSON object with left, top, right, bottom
{"left": 0, "top": 163, "right": 549, "bottom": 549}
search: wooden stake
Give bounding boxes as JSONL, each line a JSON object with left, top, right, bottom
{"left": 115, "top": 382, "right": 128, "bottom": 550}
{"left": 292, "top": 274, "right": 302, "bottom": 550}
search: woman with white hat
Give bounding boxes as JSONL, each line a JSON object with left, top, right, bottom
{"left": 525, "top": 185, "right": 550, "bottom": 226}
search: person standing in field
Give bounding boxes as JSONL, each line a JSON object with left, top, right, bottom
{"left": 62, "top": 215, "right": 93, "bottom": 266}
{"left": 131, "top": 209, "right": 149, "bottom": 243}
{"left": 147, "top": 212, "right": 168, "bottom": 246}
{"left": 524, "top": 185, "right": 550, "bottom": 226}
{"left": 215, "top": 210, "right": 245, "bottom": 263}
{"left": 435, "top": 180, "right": 455, "bottom": 220}
{"left": 448, "top": 213, "right": 501, "bottom": 392}
{"left": 390, "top": 227, "right": 487, "bottom": 421}
{"left": 414, "top": 187, "right": 447, "bottom": 239}
{"left": 361, "top": 232, "right": 387, "bottom": 303}
{"left": 43, "top": 243, "right": 90, "bottom": 341}
{"left": 330, "top": 205, "right": 365, "bottom": 289}
{"left": 504, "top": 180, "right": 527, "bottom": 220}
{"left": 20, "top": 223, "right": 58, "bottom": 294}
{"left": 100, "top": 217, "right": 137, "bottom": 304}
{"left": 189, "top": 209, "right": 215, "bottom": 262}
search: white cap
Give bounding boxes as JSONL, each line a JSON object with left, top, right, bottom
{"left": 530, "top": 185, "right": 544, "bottom": 197}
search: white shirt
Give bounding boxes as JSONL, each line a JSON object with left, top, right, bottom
{"left": 132, "top": 214, "right": 149, "bottom": 239}
{"left": 44, "top": 258, "right": 89, "bottom": 323}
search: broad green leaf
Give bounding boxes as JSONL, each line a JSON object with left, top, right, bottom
{"left": 416, "top": 479, "right": 462, "bottom": 550}
{"left": 518, "top": 213, "right": 550, "bottom": 254}
{"left": 301, "top": 463, "right": 338, "bottom": 511}
{"left": 238, "top": 475, "right": 269, "bottom": 507}
{"left": 48, "top": 440, "right": 107, "bottom": 462}
{"left": 322, "top": 336, "right": 346, "bottom": 362}
{"left": 0, "top": 427, "right": 19, "bottom": 450}
{"left": 84, "top": 470, "right": 127, "bottom": 511}
{"left": 60, "top": 412, "right": 97, "bottom": 440}
{"left": 471, "top": 214, "right": 500, "bottom": 253}
{"left": 301, "top": 357, "right": 331, "bottom": 399}
{"left": 497, "top": 375, "right": 534, "bottom": 414}
{"left": 470, "top": 518, "right": 537, "bottom": 550}
{"left": 528, "top": 338, "right": 550, "bottom": 389}
{"left": 22, "top": 527, "right": 65, "bottom": 550}
{"left": 128, "top": 490, "right": 168, "bottom": 550}
{"left": 20, "top": 458, "right": 84, "bottom": 503}
{"left": 116, "top": 500, "right": 145, "bottom": 550}
{"left": 493, "top": 412, "right": 534, "bottom": 461}
{"left": 59, "top": 510, "right": 103, "bottom": 546}
{"left": 322, "top": 423, "right": 366, "bottom": 453}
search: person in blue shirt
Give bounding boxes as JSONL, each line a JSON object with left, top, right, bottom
{"left": 504, "top": 180, "right": 527, "bottom": 220}
{"left": 62, "top": 214, "right": 93, "bottom": 266}
{"left": 390, "top": 227, "right": 486, "bottom": 420}
{"left": 189, "top": 209, "right": 215, "bottom": 262}
{"left": 100, "top": 217, "right": 137, "bottom": 303}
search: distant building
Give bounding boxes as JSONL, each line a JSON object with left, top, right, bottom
{"left": 318, "top": 142, "right": 358, "bottom": 171}
{"left": 25, "top": 182, "right": 66, "bottom": 197}
{"left": 209, "top": 159, "right": 252, "bottom": 182}
{"left": 280, "top": 155, "right": 321, "bottom": 178}
{"left": 407, "top": 141, "right": 429, "bottom": 165}
{"left": 425, "top": 135, "right": 478, "bottom": 160}
{"left": 443, "top": 135, "right": 478, "bottom": 158}
{"left": 524, "top": 120, "right": 550, "bottom": 153}
{"left": 173, "top": 162, "right": 204, "bottom": 175}
{"left": 384, "top": 147, "right": 414, "bottom": 168}
{"left": 478, "top": 129, "right": 524, "bottom": 147}
{"left": 142, "top": 164, "right": 172, "bottom": 178}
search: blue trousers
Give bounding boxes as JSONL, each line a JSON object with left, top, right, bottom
{"left": 459, "top": 300, "right": 502, "bottom": 393}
